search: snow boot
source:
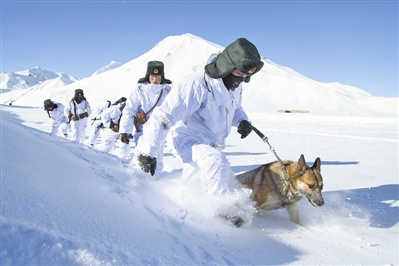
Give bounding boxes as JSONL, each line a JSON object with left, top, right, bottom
{"left": 219, "top": 213, "right": 245, "bottom": 228}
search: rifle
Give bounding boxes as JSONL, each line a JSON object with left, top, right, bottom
{"left": 91, "top": 117, "right": 100, "bottom": 126}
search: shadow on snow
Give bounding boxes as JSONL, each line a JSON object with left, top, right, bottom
{"left": 323, "top": 184, "right": 399, "bottom": 228}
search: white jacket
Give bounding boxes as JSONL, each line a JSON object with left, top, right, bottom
{"left": 138, "top": 67, "right": 248, "bottom": 163}
{"left": 119, "top": 82, "right": 172, "bottom": 134}
{"left": 101, "top": 105, "right": 122, "bottom": 129}
{"left": 64, "top": 99, "right": 91, "bottom": 118}
{"left": 92, "top": 100, "right": 112, "bottom": 120}
{"left": 47, "top": 102, "right": 68, "bottom": 125}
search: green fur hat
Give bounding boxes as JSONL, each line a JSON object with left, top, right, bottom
{"left": 43, "top": 99, "right": 53, "bottom": 109}
{"left": 75, "top": 89, "right": 84, "bottom": 96}
{"left": 71, "top": 89, "right": 86, "bottom": 101}
{"left": 113, "top": 97, "right": 127, "bottom": 105}
{"left": 205, "top": 38, "right": 264, "bottom": 82}
{"left": 138, "top": 61, "right": 172, "bottom": 84}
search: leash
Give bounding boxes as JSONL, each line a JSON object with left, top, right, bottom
{"left": 250, "top": 124, "right": 293, "bottom": 198}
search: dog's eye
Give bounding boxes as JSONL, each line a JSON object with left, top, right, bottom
{"left": 308, "top": 184, "right": 315, "bottom": 189}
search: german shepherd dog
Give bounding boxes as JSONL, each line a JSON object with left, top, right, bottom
{"left": 235, "top": 154, "right": 324, "bottom": 225}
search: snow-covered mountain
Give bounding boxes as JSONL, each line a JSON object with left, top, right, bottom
{"left": 91, "top": 60, "right": 122, "bottom": 76}
{"left": 1, "top": 66, "right": 78, "bottom": 92}
{"left": 2, "top": 33, "right": 397, "bottom": 116}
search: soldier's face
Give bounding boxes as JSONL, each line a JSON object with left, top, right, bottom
{"left": 149, "top": 74, "right": 161, "bottom": 85}
{"left": 76, "top": 94, "right": 83, "bottom": 103}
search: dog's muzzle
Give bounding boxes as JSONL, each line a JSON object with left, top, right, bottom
{"left": 307, "top": 192, "right": 324, "bottom": 207}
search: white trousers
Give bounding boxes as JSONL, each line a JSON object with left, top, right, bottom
{"left": 98, "top": 129, "right": 118, "bottom": 153}
{"left": 70, "top": 118, "right": 88, "bottom": 143}
{"left": 88, "top": 119, "right": 103, "bottom": 145}
{"left": 189, "top": 144, "right": 239, "bottom": 195}
{"left": 49, "top": 120, "right": 69, "bottom": 137}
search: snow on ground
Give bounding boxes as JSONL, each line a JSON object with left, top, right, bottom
{"left": 1, "top": 104, "right": 398, "bottom": 265}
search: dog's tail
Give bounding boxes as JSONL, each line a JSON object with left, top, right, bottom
{"left": 236, "top": 166, "right": 263, "bottom": 188}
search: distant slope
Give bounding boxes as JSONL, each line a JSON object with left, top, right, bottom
{"left": 1, "top": 34, "right": 397, "bottom": 116}
{"left": 91, "top": 61, "right": 122, "bottom": 76}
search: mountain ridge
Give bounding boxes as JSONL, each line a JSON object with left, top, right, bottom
{"left": 1, "top": 66, "right": 78, "bottom": 92}
{"left": 2, "top": 34, "right": 397, "bottom": 116}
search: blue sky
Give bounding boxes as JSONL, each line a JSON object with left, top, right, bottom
{"left": 1, "top": 0, "right": 398, "bottom": 97}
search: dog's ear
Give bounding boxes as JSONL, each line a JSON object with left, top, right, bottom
{"left": 311, "top": 157, "right": 321, "bottom": 171}
{"left": 298, "top": 154, "right": 307, "bottom": 173}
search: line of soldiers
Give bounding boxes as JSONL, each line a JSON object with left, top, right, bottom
{"left": 43, "top": 61, "right": 171, "bottom": 162}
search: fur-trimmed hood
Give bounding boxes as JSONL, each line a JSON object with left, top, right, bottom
{"left": 204, "top": 38, "right": 264, "bottom": 83}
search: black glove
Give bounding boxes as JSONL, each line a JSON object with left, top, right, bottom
{"left": 138, "top": 154, "right": 157, "bottom": 176}
{"left": 237, "top": 120, "right": 252, "bottom": 139}
{"left": 79, "top": 112, "right": 88, "bottom": 119}
{"left": 120, "top": 133, "right": 129, "bottom": 144}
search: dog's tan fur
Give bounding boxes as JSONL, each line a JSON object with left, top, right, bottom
{"left": 235, "top": 154, "right": 324, "bottom": 224}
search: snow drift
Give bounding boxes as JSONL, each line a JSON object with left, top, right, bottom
{"left": 1, "top": 104, "right": 397, "bottom": 265}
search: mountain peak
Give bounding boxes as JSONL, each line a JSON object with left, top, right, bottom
{"left": 1, "top": 67, "right": 77, "bottom": 93}
{"left": 91, "top": 61, "right": 122, "bottom": 76}
{"left": 1, "top": 34, "right": 397, "bottom": 116}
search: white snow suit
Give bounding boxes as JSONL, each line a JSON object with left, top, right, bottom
{"left": 120, "top": 82, "right": 172, "bottom": 145}
{"left": 97, "top": 104, "right": 123, "bottom": 154}
{"left": 64, "top": 99, "right": 91, "bottom": 143}
{"left": 119, "top": 82, "right": 172, "bottom": 167}
{"left": 46, "top": 101, "right": 69, "bottom": 137}
{"left": 137, "top": 55, "right": 249, "bottom": 194}
{"left": 88, "top": 100, "right": 112, "bottom": 145}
